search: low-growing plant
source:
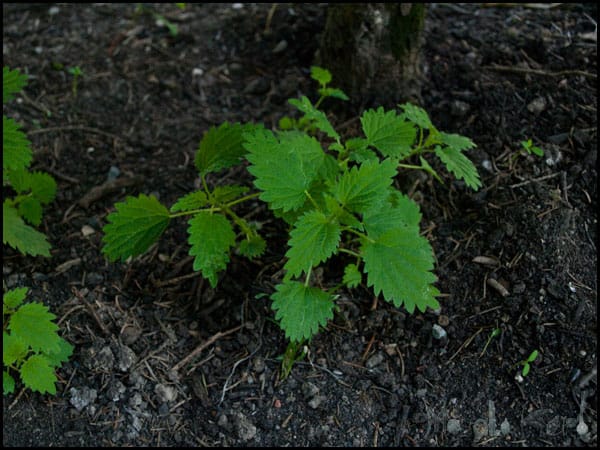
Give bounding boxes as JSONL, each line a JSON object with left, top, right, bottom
{"left": 3, "top": 287, "right": 73, "bottom": 395}
{"left": 67, "top": 65, "right": 84, "bottom": 98}
{"left": 514, "top": 349, "right": 539, "bottom": 381}
{"left": 3, "top": 66, "right": 57, "bottom": 257}
{"left": 101, "top": 67, "right": 482, "bottom": 362}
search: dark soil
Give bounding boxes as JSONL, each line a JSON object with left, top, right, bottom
{"left": 3, "top": 3, "right": 597, "bottom": 447}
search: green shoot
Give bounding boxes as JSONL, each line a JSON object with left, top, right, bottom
{"left": 101, "top": 67, "right": 482, "bottom": 372}
{"left": 513, "top": 349, "right": 540, "bottom": 381}
{"left": 3, "top": 66, "right": 56, "bottom": 257}
{"left": 3, "top": 287, "right": 73, "bottom": 395}
{"left": 67, "top": 66, "right": 84, "bottom": 98}
{"left": 480, "top": 327, "right": 501, "bottom": 357}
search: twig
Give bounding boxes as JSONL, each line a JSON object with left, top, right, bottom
{"left": 28, "top": 124, "right": 125, "bottom": 141}
{"left": 509, "top": 172, "right": 560, "bottom": 189}
{"left": 173, "top": 325, "right": 242, "bottom": 372}
{"left": 483, "top": 64, "right": 597, "bottom": 79}
{"left": 72, "top": 287, "right": 111, "bottom": 336}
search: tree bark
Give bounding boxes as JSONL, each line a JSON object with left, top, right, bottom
{"left": 317, "top": 3, "right": 426, "bottom": 106}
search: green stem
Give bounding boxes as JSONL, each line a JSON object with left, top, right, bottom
{"left": 304, "top": 190, "right": 320, "bottom": 212}
{"left": 337, "top": 247, "right": 361, "bottom": 258}
{"left": 397, "top": 163, "right": 424, "bottom": 171}
{"left": 304, "top": 265, "right": 312, "bottom": 287}
{"left": 169, "top": 207, "right": 223, "bottom": 219}
{"left": 343, "top": 227, "right": 375, "bottom": 244}
{"left": 227, "top": 192, "right": 261, "bottom": 208}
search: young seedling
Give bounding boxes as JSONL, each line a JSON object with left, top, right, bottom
{"left": 3, "top": 66, "right": 57, "bottom": 257}
{"left": 101, "top": 67, "right": 482, "bottom": 374}
{"left": 513, "top": 349, "right": 539, "bottom": 382}
{"left": 479, "top": 327, "right": 501, "bottom": 357}
{"left": 67, "top": 66, "right": 84, "bottom": 98}
{"left": 3, "top": 287, "right": 73, "bottom": 395}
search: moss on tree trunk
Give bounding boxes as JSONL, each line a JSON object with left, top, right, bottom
{"left": 317, "top": 3, "right": 426, "bottom": 106}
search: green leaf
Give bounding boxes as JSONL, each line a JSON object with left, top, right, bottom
{"left": 3, "top": 332, "right": 29, "bottom": 367}
{"left": 439, "top": 132, "right": 476, "bottom": 152}
{"left": 170, "top": 190, "right": 208, "bottom": 213}
{"left": 361, "top": 202, "right": 439, "bottom": 313}
{"left": 5, "top": 167, "right": 30, "bottom": 194}
{"left": 346, "top": 138, "right": 378, "bottom": 163}
{"left": 20, "top": 354, "right": 57, "bottom": 395}
{"left": 3, "top": 116, "right": 33, "bottom": 171}
{"left": 211, "top": 185, "right": 249, "bottom": 204}
{"left": 9, "top": 302, "right": 61, "bottom": 354}
{"left": 284, "top": 210, "right": 341, "bottom": 278}
{"left": 310, "top": 66, "right": 332, "bottom": 86}
{"left": 527, "top": 350, "right": 539, "bottom": 363}
{"left": 187, "top": 212, "right": 236, "bottom": 288}
{"left": 101, "top": 194, "right": 171, "bottom": 262}
{"left": 3, "top": 201, "right": 51, "bottom": 257}
{"left": 3, "top": 371, "right": 15, "bottom": 395}
{"left": 3, "top": 287, "right": 28, "bottom": 311}
{"left": 45, "top": 338, "right": 74, "bottom": 368}
{"left": 238, "top": 233, "right": 266, "bottom": 259}
{"left": 318, "top": 87, "right": 349, "bottom": 101}
{"left": 521, "top": 363, "right": 530, "bottom": 377}
{"left": 3, "top": 66, "right": 28, "bottom": 104}
{"left": 271, "top": 281, "right": 335, "bottom": 342}
{"left": 27, "top": 171, "right": 57, "bottom": 205}
{"left": 195, "top": 122, "right": 258, "bottom": 176}
{"left": 332, "top": 158, "right": 397, "bottom": 213}
{"left": 418, "top": 156, "right": 444, "bottom": 185}
{"left": 245, "top": 129, "right": 326, "bottom": 212}
{"left": 434, "top": 145, "right": 481, "bottom": 191}
{"left": 288, "top": 96, "right": 340, "bottom": 141}
{"left": 361, "top": 107, "right": 416, "bottom": 158}
{"left": 398, "top": 102, "right": 435, "bottom": 130}
{"left": 17, "top": 196, "right": 43, "bottom": 226}
{"left": 343, "top": 264, "right": 362, "bottom": 288}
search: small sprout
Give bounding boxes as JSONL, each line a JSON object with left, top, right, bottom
{"left": 520, "top": 138, "right": 544, "bottom": 157}
{"left": 480, "top": 327, "right": 501, "bottom": 357}
{"left": 514, "top": 349, "right": 539, "bottom": 379}
{"left": 67, "top": 66, "right": 84, "bottom": 98}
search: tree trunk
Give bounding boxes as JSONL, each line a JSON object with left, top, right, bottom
{"left": 317, "top": 3, "right": 425, "bottom": 106}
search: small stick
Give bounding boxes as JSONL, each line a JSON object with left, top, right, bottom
{"left": 72, "top": 287, "right": 111, "bottom": 336}
{"left": 172, "top": 325, "right": 242, "bottom": 372}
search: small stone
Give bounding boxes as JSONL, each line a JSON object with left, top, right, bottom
{"left": 576, "top": 420, "right": 588, "bottom": 436}
{"left": 154, "top": 383, "right": 177, "bottom": 403}
{"left": 234, "top": 412, "right": 257, "bottom": 442}
{"left": 366, "top": 352, "right": 385, "bottom": 369}
{"left": 69, "top": 387, "right": 97, "bottom": 411}
{"left": 301, "top": 381, "right": 319, "bottom": 400}
{"left": 81, "top": 225, "right": 95, "bottom": 237}
{"left": 218, "top": 414, "right": 229, "bottom": 428}
{"left": 272, "top": 40, "right": 288, "bottom": 54}
{"left": 308, "top": 395, "right": 325, "bottom": 409}
{"left": 107, "top": 165, "right": 120, "bottom": 181}
{"left": 432, "top": 324, "right": 447, "bottom": 339}
{"left": 117, "top": 344, "right": 137, "bottom": 372}
{"left": 447, "top": 418, "right": 461, "bottom": 435}
{"left": 527, "top": 96, "right": 547, "bottom": 114}
{"left": 500, "top": 419, "right": 511, "bottom": 435}
{"left": 472, "top": 418, "right": 488, "bottom": 442}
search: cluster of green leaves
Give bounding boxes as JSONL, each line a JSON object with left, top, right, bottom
{"left": 3, "top": 287, "right": 73, "bottom": 395}
{"left": 101, "top": 66, "right": 481, "bottom": 345}
{"left": 3, "top": 66, "right": 57, "bottom": 257}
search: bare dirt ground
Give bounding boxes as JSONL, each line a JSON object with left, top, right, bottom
{"left": 3, "top": 3, "right": 597, "bottom": 446}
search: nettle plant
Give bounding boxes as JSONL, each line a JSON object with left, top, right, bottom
{"left": 3, "top": 287, "right": 74, "bottom": 395}
{"left": 3, "top": 66, "right": 57, "bottom": 257}
{"left": 101, "top": 66, "right": 481, "bottom": 350}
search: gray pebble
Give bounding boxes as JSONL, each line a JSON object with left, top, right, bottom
{"left": 447, "top": 418, "right": 461, "bottom": 434}
{"left": 472, "top": 418, "right": 488, "bottom": 441}
{"left": 366, "top": 352, "right": 385, "bottom": 369}
{"left": 69, "top": 386, "right": 98, "bottom": 411}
